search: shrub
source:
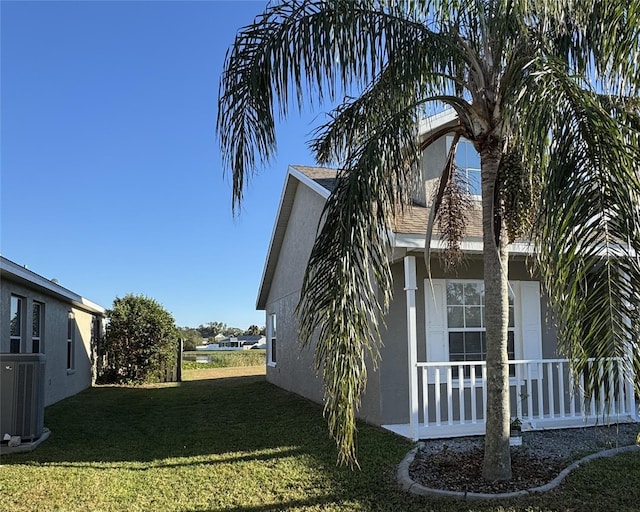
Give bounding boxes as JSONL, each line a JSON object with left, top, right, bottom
{"left": 101, "top": 294, "right": 178, "bottom": 384}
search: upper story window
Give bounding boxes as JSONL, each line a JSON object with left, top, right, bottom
{"left": 455, "top": 139, "right": 481, "bottom": 196}
{"left": 10, "top": 295, "right": 23, "bottom": 353}
{"left": 32, "top": 302, "right": 44, "bottom": 353}
{"left": 447, "top": 137, "right": 481, "bottom": 196}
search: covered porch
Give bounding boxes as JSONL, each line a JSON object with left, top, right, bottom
{"left": 384, "top": 256, "right": 638, "bottom": 440}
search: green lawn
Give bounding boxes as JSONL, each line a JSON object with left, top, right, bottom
{"left": 1, "top": 368, "right": 639, "bottom": 511}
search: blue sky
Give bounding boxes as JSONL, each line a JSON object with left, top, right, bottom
{"left": 1, "top": 0, "right": 323, "bottom": 329}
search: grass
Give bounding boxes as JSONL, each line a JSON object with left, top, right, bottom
{"left": 1, "top": 367, "right": 639, "bottom": 511}
{"left": 182, "top": 350, "right": 266, "bottom": 370}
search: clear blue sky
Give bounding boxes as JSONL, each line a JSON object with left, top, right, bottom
{"left": 1, "top": 0, "right": 323, "bottom": 329}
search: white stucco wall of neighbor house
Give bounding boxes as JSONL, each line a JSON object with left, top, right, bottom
{"left": 1, "top": 258, "right": 106, "bottom": 406}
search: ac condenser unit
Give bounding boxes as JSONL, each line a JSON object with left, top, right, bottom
{"left": 1, "top": 353, "right": 46, "bottom": 442}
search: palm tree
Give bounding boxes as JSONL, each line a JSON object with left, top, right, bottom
{"left": 217, "top": 0, "right": 640, "bottom": 480}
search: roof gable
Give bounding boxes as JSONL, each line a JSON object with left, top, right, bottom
{"left": 256, "top": 165, "right": 335, "bottom": 310}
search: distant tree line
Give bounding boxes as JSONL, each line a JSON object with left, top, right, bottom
{"left": 177, "top": 322, "right": 265, "bottom": 351}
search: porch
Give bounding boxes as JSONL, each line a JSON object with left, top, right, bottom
{"left": 385, "top": 255, "right": 638, "bottom": 440}
{"left": 382, "top": 357, "right": 638, "bottom": 440}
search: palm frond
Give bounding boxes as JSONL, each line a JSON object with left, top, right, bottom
{"left": 217, "top": 0, "right": 456, "bottom": 211}
{"left": 529, "top": 0, "right": 640, "bottom": 95}
{"left": 297, "top": 109, "right": 419, "bottom": 467}
{"left": 528, "top": 65, "right": 640, "bottom": 397}
{"left": 308, "top": 32, "right": 471, "bottom": 166}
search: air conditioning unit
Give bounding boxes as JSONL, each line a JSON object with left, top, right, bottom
{"left": 1, "top": 353, "right": 46, "bottom": 442}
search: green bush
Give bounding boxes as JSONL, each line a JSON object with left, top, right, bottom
{"left": 101, "top": 294, "right": 178, "bottom": 384}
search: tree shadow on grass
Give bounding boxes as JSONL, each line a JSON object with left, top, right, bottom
{"left": 190, "top": 495, "right": 346, "bottom": 512}
{"left": 2, "top": 373, "right": 331, "bottom": 466}
{"left": 18, "top": 446, "right": 307, "bottom": 471}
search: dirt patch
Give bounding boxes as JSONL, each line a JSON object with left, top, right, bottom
{"left": 182, "top": 365, "right": 266, "bottom": 382}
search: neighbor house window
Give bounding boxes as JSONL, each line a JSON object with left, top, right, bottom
{"left": 10, "top": 296, "right": 23, "bottom": 353}
{"left": 32, "top": 302, "right": 43, "bottom": 353}
{"left": 67, "top": 312, "right": 75, "bottom": 370}
{"left": 268, "top": 314, "right": 276, "bottom": 365}
{"left": 446, "top": 281, "right": 515, "bottom": 377}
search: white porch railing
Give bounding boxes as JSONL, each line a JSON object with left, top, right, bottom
{"left": 402, "top": 358, "right": 638, "bottom": 440}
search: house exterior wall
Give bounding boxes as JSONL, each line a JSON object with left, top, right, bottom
{"left": 1, "top": 274, "right": 102, "bottom": 406}
{"left": 414, "top": 137, "right": 449, "bottom": 206}
{"left": 264, "top": 182, "right": 325, "bottom": 405}
{"left": 263, "top": 182, "right": 382, "bottom": 424}
{"left": 378, "top": 252, "right": 558, "bottom": 425}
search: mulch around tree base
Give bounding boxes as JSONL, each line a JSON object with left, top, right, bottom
{"left": 409, "top": 447, "right": 567, "bottom": 494}
{"left": 408, "top": 425, "right": 639, "bottom": 494}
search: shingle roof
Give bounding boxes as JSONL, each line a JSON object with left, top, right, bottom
{"left": 393, "top": 202, "right": 483, "bottom": 238}
{"left": 290, "top": 165, "right": 339, "bottom": 193}
{"left": 291, "top": 165, "right": 483, "bottom": 237}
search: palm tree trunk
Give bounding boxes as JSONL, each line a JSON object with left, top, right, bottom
{"left": 480, "top": 146, "right": 512, "bottom": 481}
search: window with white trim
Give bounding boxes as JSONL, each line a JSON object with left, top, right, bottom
{"left": 67, "top": 312, "right": 75, "bottom": 370}
{"left": 10, "top": 295, "right": 23, "bottom": 353}
{"left": 268, "top": 313, "right": 276, "bottom": 365}
{"left": 447, "top": 136, "right": 481, "bottom": 196}
{"left": 446, "top": 281, "right": 515, "bottom": 377}
{"left": 32, "top": 302, "right": 44, "bottom": 353}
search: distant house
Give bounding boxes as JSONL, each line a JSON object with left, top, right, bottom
{"left": 256, "top": 111, "right": 638, "bottom": 440}
{"left": 195, "top": 335, "right": 266, "bottom": 351}
{"left": 1, "top": 256, "right": 106, "bottom": 406}
{"left": 219, "top": 335, "right": 266, "bottom": 349}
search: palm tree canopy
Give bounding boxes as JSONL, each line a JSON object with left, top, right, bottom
{"left": 218, "top": 0, "right": 640, "bottom": 467}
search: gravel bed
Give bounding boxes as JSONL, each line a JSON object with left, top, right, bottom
{"left": 418, "top": 422, "right": 639, "bottom": 461}
{"left": 408, "top": 423, "right": 639, "bottom": 494}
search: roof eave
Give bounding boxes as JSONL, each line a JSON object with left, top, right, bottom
{"left": 391, "top": 233, "right": 537, "bottom": 256}
{"left": 0, "top": 256, "right": 106, "bottom": 315}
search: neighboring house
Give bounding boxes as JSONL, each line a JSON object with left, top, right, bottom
{"left": 256, "top": 111, "right": 638, "bottom": 440}
{"left": 219, "top": 335, "right": 266, "bottom": 348}
{"left": 196, "top": 335, "right": 266, "bottom": 351}
{"left": 1, "top": 256, "right": 106, "bottom": 406}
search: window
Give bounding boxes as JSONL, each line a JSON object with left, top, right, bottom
{"left": 446, "top": 281, "right": 515, "bottom": 377}
{"left": 32, "top": 302, "right": 43, "bottom": 353}
{"left": 67, "top": 312, "right": 75, "bottom": 370}
{"left": 449, "top": 137, "right": 481, "bottom": 196}
{"left": 10, "top": 296, "right": 22, "bottom": 353}
{"left": 268, "top": 314, "right": 276, "bottom": 365}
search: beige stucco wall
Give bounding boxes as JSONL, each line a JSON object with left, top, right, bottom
{"left": 1, "top": 278, "right": 101, "bottom": 406}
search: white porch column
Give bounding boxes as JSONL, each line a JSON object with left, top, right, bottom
{"left": 626, "top": 342, "right": 638, "bottom": 420}
{"left": 404, "top": 256, "right": 419, "bottom": 440}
